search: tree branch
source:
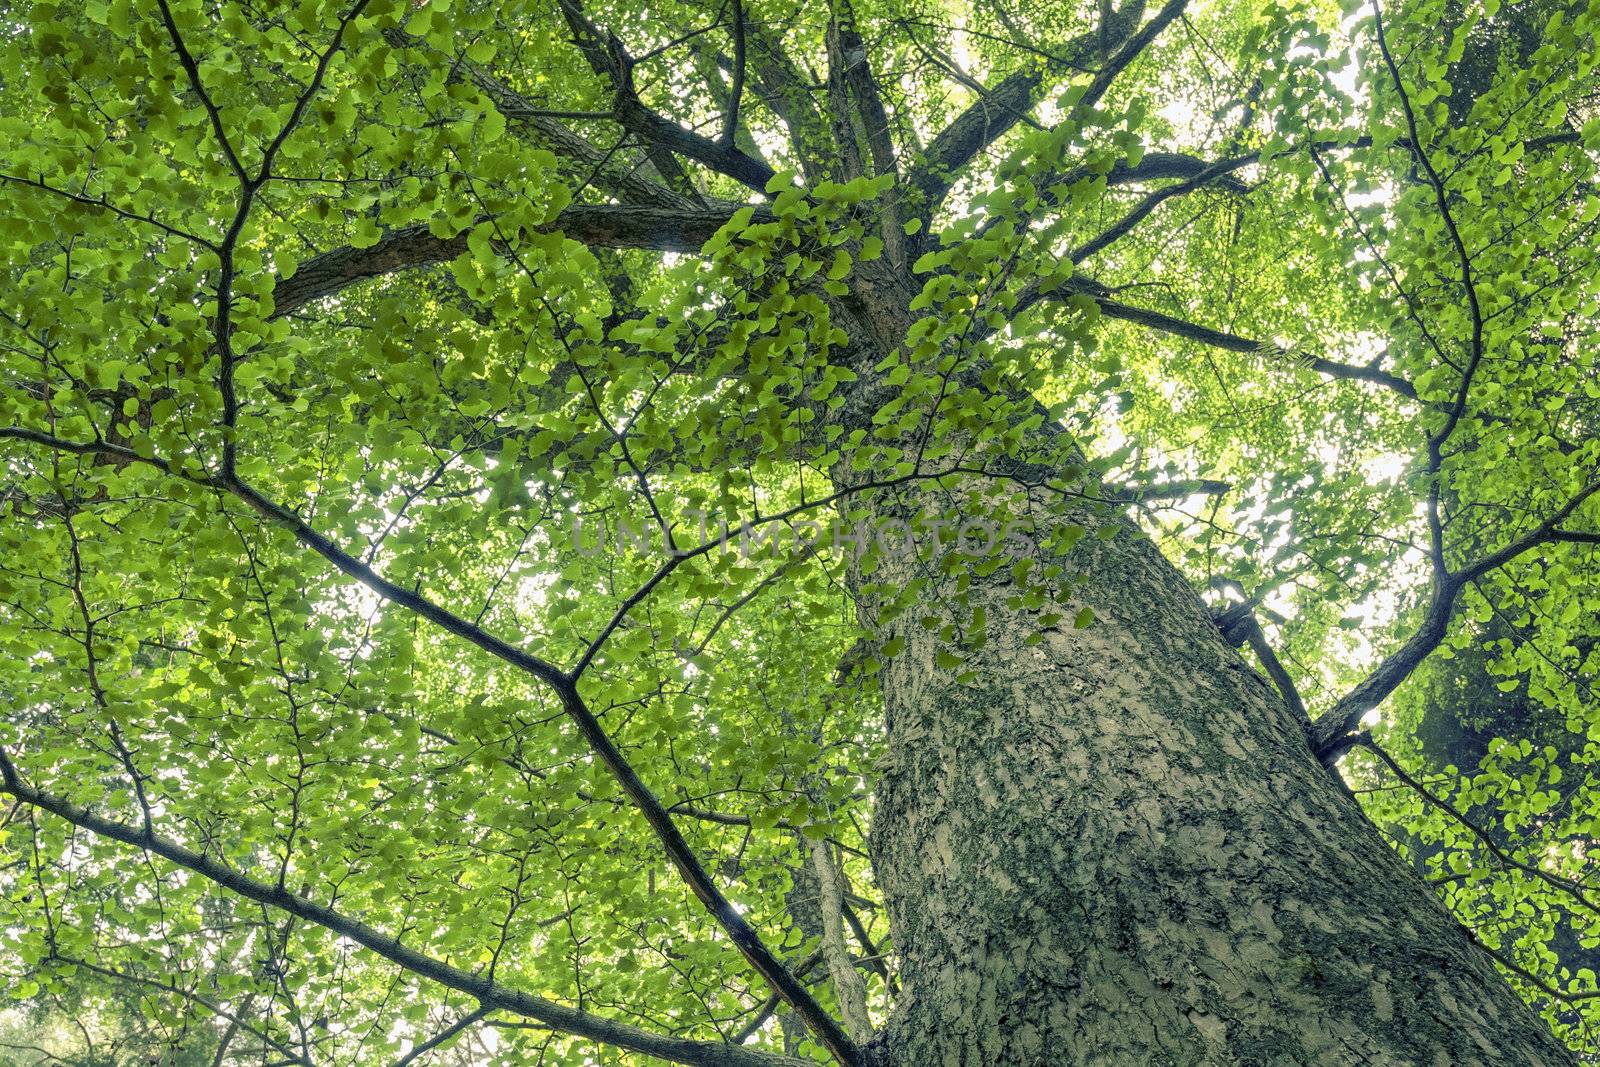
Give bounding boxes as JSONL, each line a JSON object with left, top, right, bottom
{"left": 393, "top": 1006, "right": 491, "bottom": 1067}
{"left": 0, "top": 172, "right": 219, "bottom": 249}
{"left": 807, "top": 838, "right": 873, "bottom": 1044}
{"left": 557, "top": 0, "right": 776, "bottom": 191}
{"left": 906, "top": 1, "right": 1160, "bottom": 215}
{"left": 1070, "top": 150, "right": 1254, "bottom": 262}
{"left": 1014, "top": 275, "right": 1420, "bottom": 397}
{"left": 1312, "top": 473, "right": 1600, "bottom": 757}
{"left": 1103, "top": 150, "right": 1251, "bottom": 191}
{"left": 0, "top": 751, "right": 810, "bottom": 1067}
{"left": 154, "top": 0, "right": 247, "bottom": 183}
{"left": 739, "top": 26, "right": 836, "bottom": 183}
{"left": 840, "top": 902, "right": 896, "bottom": 993}
{"left": 0, "top": 426, "right": 859, "bottom": 1067}
{"left": 1215, "top": 609, "right": 1308, "bottom": 723}
{"left": 384, "top": 26, "right": 705, "bottom": 211}
{"left": 1353, "top": 734, "right": 1600, "bottom": 919}
{"left": 827, "top": 0, "right": 903, "bottom": 260}
{"left": 1110, "top": 476, "right": 1232, "bottom": 502}
{"left": 270, "top": 204, "right": 770, "bottom": 318}
{"left": 720, "top": 0, "right": 747, "bottom": 148}
{"left": 832, "top": 2, "right": 897, "bottom": 184}
{"left": 1074, "top": 0, "right": 1184, "bottom": 114}
{"left": 53, "top": 956, "right": 302, "bottom": 1066}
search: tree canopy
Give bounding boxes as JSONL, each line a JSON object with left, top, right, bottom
{"left": 1, "top": 0, "right": 1599, "bottom": 1062}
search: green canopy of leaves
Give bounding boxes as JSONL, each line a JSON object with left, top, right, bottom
{"left": 1, "top": 0, "right": 1598, "bottom": 1061}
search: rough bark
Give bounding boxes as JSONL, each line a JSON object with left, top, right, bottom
{"left": 810, "top": 836, "right": 876, "bottom": 1044}
{"left": 271, "top": 204, "right": 768, "bottom": 319}
{"left": 846, "top": 484, "right": 1574, "bottom": 1065}
{"left": 808, "top": 259, "right": 1576, "bottom": 1064}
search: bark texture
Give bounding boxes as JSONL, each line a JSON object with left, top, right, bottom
{"left": 845, "top": 483, "right": 1574, "bottom": 1065}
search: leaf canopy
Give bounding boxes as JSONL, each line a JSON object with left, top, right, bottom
{"left": 2, "top": 0, "right": 1600, "bottom": 1061}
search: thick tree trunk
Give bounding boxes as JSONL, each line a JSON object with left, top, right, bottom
{"left": 843, "top": 483, "right": 1572, "bottom": 1064}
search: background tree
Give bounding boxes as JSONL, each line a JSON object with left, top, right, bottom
{"left": 2, "top": 0, "right": 1599, "bottom": 1062}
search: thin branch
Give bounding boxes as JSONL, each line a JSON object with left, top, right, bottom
{"left": 839, "top": 903, "right": 895, "bottom": 994}
{"left": 207, "top": 992, "right": 258, "bottom": 1067}
{"left": 1070, "top": 151, "right": 1253, "bottom": 262}
{"left": 1373, "top": 0, "right": 1484, "bottom": 580}
{"left": 1452, "top": 478, "right": 1600, "bottom": 587}
{"left": 1308, "top": 144, "right": 1453, "bottom": 390}
{"left": 1474, "top": 938, "right": 1600, "bottom": 1006}
{"left": 255, "top": 0, "right": 373, "bottom": 188}
{"left": 731, "top": 957, "right": 820, "bottom": 1045}
{"left": 1051, "top": 125, "right": 1573, "bottom": 276}
{"left": 721, "top": 0, "right": 746, "bottom": 147}
{"left": 54, "top": 957, "right": 301, "bottom": 1066}
{"left": 154, "top": 0, "right": 248, "bottom": 182}
{"left": 1353, "top": 734, "right": 1600, "bottom": 918}
{"left": 218, "top": 475, "right": 570, "bottom": 691}
{"left": 1014, "top": 275, "right": 1420, "bottom": 397}
{"left": 392, "top": 1006, "right": 490, "bottom": 1067}
{"left": 1375, "top": 0, "right": 1483, "bottom": 443}
{"left": 896, "top": 22, "right": 1045, "bottom": 133}
{"left": 0, "top": 173, "right": 218, "bottom": 249}
{"left": 570, "top": 471, "right": 935, "bottom": 680}
{"left": 177, "top": 0, "right": 371, "bottom": 477}
{"left": 0, "top": 426, "right": 858, "bottom": 1067}
{"left": 1313, "top": 473, "right": 1600, "bottom": 756}
{"left": 0, "top": 751, "right": 809, "bottom": 1067}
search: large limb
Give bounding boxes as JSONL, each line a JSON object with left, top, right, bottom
{"left": 830, "top": 3, "right": 897, "bottom": 183}
{"left": 386, "top": 28, "right": 699, "bottom": 211}
{"left": 829, "top": 0, "right": 905, "bottom": 262}
{"left": 270, "top": 203, "right": 773, "bottom": 317}
{"left": 735, "top": 24, "right": 837, "bottom": 183}
{"left": 906, "top": 0, "right": 1188, "bottom": 218}
{"left": 557, "top": 0, "right": 776, "bottom": 192}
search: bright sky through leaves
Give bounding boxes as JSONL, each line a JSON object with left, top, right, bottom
{"left": 1, "top": 0, "right": 1599, "bottom": 1062}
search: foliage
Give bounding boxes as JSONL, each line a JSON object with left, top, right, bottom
{"left": 0, "top": 0, "right": 1598, "bottom": 1061}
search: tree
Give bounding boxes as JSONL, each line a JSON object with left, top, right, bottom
{"left": 1, "top": 0, "right": 1598, "bottom": 1061}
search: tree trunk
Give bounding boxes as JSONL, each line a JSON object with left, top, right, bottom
{"left": 841, "top": 478, "right": 1573, "bottom": 1064}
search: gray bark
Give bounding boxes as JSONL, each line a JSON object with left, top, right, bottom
{"left": 850, "top": 493, "right": 1574, "bottom": 1064}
